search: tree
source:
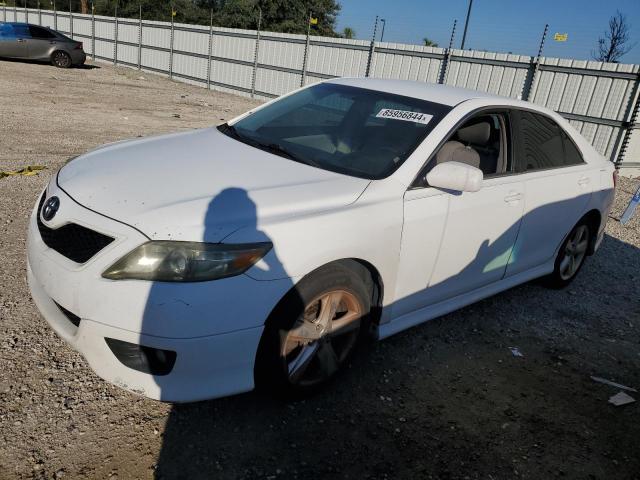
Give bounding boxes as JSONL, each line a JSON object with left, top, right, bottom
{"left": 423, "top": 37, "right": 438, "bottom": 47}
{"left": 80, "top": 0, "right": 88, "bottom": 14}
{"left": 342, "top": 27, "right": 355, "bottom": 39}
{"left": 592, "top": 11, "right": 635, "bottom": 63}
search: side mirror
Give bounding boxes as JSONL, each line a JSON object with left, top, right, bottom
{"left": 426, "top": 161, "right": 483, "bottom": 193}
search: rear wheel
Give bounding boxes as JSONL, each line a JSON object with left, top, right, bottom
{"left": 543, "top": 221, "right": 590, "bottom": 289}
{"left": 51, "top": 51, "right": 72, "bottom": 68}
{"left": 256, "top": 264, "right": 371, "bottom": 396}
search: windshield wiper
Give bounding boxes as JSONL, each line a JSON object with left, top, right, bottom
{"left": 219, "top": 124, "right": 321, "bottom": 168}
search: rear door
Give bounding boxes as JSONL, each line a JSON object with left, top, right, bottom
{"left": 0, "top": 23, "right": 28, "bottom": 58}
{"left": 27, "top": 25, "right": 58, "bottom": 59}
{"left": 504, "top": 109, "right": 595, "bottom": 277}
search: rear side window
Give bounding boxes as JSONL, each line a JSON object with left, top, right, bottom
{"left": 29, "top": 26, "right": 56, "bottom": 39}
{"left": 513, "top": 110, "right": 583, "bottom": 172}
{"left": 562, "top": 132, "right": 584, "bottom": 166}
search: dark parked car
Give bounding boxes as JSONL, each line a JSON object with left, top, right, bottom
{"left": 0, "top": 22, "right": 86, "bottom": 67}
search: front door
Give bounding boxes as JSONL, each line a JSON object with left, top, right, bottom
{"left": 0, "top": 23, "right": 28, "bottom": 58}
{"left": 392, "top": 112, "right": 525, "bottom": 318}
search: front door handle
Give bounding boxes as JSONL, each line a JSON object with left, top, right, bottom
{"left": 578, "top": 176, "right": 590, "bottom": 186}
{"left": 17, "top": 38, "right": 26, "bottom": 43}
{"left": 504, "top": 192, "right": 523, "bottom": 203}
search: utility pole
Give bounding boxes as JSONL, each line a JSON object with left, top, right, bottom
{"left": 460, "top": 0, "right": 473, "bottom": 50}
{"left": 380, "top": 18, "right": 386, "bottom": 42}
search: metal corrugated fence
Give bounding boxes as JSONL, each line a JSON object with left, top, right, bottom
{"left": 3, "top": 6, "right": 639, "bottom": 173}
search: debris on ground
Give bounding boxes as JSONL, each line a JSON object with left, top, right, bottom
{"left": 508, "top": 347, "right": 524, "bottom": 357}
{"left": 591, "top": 376, "right": 637, "bottom": 392}
{"left": 0, "top": 165, "right": 46, "bottom": 179}
{"left": 608, "top": 391, "right": 636, "bottom": 407}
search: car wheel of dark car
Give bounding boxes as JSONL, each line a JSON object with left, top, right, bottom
{"left": 51, "top": 51, "right": 72, "bottom": 68}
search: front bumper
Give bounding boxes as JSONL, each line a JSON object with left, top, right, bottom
{"left": 27, "top": 180, "right": 292, "bottom": 402}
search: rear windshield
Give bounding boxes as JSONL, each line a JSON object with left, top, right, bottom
{"left": 220, "top": 83, "right": 451, "bottom": 179}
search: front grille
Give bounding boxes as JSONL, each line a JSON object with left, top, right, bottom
{"left": 54, "top": 302, "right": 81, "bottom": 328}
{"left": 37, "top": 193, "right": 114, "bottom": 263}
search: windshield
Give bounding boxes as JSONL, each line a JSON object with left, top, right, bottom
{"left": 219, "top": 83, "right": 452, "bottom": 179}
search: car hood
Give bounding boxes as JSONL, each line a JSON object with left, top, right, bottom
{"left": 58, "top": 128, "right": 371, "bottom": 242}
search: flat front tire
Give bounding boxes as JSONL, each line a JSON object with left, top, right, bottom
{"left": 256, "top": 263, "right": 371, "bottom": 397}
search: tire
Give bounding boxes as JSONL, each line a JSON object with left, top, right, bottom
{"left": 542, "top": 220, "right": 591, "bottom": 289}
{"left": 256, "top": 263, "right": 372, "bottom": 397}
{"left": 51, "top": 51, "right": 72, "bottom": 68}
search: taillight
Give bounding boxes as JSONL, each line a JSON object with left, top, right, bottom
{"left": 75, "top": 42, "right": 83, "bottom": 50}
{"left": 613, "top": 169, "right": 619, "bottom": 189}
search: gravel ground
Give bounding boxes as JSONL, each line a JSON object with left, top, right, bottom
{"left": 1, "top": 59, "right": 639, "bottom": 480}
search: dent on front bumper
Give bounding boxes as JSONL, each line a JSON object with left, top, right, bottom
{"left": 26, "top": 182, "right": 291, "bottom": 402}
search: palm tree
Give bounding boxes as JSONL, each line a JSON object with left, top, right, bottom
{"left": 343, "top": 27, "right": 356, "bottom": 39}
{"left": 423, "top": 37, "right": 439, "bottom": 47}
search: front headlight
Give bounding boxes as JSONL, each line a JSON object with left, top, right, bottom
{"left": 102, "top": 241, "right": 272, "bottom": 282}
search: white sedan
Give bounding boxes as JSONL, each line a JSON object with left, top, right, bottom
{"left": 27, "top": 78, "right": 616, "bottom": 402}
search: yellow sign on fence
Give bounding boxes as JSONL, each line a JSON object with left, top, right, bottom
{"left": 310, "top": 17, "right": 318, "bottom": 25}
{"left": 554, "top": 33, "right": 568, "bottom": 42}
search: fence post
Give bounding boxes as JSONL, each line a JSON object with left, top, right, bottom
{"left": 169, "top": 7, "right": 175, "bottom": 79}
{"left": 91, "top": 2, "right": 95, "bottom": 60}
{"left": 365, "top": 15, "right": 379, "bottom": 77}
{"left": 206, "top": 8, "right": 213, "bottom": 90}
{"left": 13, "top": 2, "right": 16, "bottom": 21}
{"left": 615, "top": 73, "right": 640, "bottom": 167}
{"left": 113, "top": 2, "right": 118, "bottom": 65}
{"left": 53, "top": 0, "right": 57, "bottom": 30}
{"left": 438, "top": 19, "right": 457, "bottom": 85}
{"left": 522, "top": 23, "right": 548, "bottom": 101}
{"left": 3, "top": 4, "right": 6, "bottom": 22}
{"left": 300, "top": 11, "right": 312, "bottom": 87}
{"left": 137, "top": 4, "right": 142, "bottom": 69}
{"left": 69, "top": 1, "right": 73, "bottom": 39}
{"left": 250, "top": 7, "right": 261, "bottom": 98}
{"left": 38, "top": 1, "right": 41, "bottom": 25}
{"left": 25, "top": 0, "right": 28, "bottom": 23}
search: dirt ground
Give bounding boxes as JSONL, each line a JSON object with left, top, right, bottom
{"left": 0, "top": 59, "right": 639, "bottom": 480}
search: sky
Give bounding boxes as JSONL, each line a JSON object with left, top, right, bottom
{"left": 335, "top": 0, "right": 640, "bottom": 64}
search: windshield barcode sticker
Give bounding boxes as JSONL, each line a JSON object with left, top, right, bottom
{"left": 376, "top": 109, "right": 433, "bottom": 125}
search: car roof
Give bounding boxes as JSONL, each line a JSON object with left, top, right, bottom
{"left": 325, "top": 77, "right": 512, "bottom": 107}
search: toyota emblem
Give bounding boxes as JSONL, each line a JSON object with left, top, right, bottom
{"left": 42, "top": 196, "right": 60, "bottom": 221}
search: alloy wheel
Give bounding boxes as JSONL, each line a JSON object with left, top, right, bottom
{"left": 281, "top": 289, "right": 363, "bottom": 387}
{"left": 53, "top": 51, "right": 71, "bottom": 68}
{"left": 559, "top": 225, "right": 589, "bottom": 280}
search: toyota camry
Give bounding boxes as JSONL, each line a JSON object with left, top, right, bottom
{"left": 27, "top": 78, "right": 616, "bottom": 402}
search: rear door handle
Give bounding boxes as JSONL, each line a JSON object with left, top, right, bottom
{"left": 504, "top": 192, "right": 523, "bottom": 203}
{"left": 578, "top": 176, "right": 590, "bottom": 186}
{"left": 17, "top": 38, "right": 26, "bottom": 43}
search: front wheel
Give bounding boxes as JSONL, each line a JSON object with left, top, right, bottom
{"left": 543, "top": 221, "right": 590, "bottom": 289}
{"left": 51, "top": 51, "right": 72, "bottom": 68}
{"left": 256, "top": 264, "right": 371, "bottom": 396}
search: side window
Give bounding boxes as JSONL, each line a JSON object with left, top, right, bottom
{"left": 29, "top": 26, "right": 56, "bottom": 39}
{"left": 0, "top": 24, "right": 16, "bottom": 39}
{"left": 514, "top": 110, "right": 576, "bottom": 172}
{"left": 562, "top": 132, "right": 585, "bottom": 166}
{"left": 11, "top": 24, "right": 31, "bottom": 39}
